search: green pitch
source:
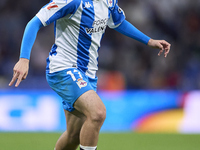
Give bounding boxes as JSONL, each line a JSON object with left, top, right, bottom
{"left": 0, "top": 132, "right": 199, "bottom": 150}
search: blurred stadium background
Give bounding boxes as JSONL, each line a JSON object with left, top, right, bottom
{"left": 1, "top": 0, "right": 200, "bottom": 149}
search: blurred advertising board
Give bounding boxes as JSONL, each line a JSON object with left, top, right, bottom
{"left": 0, "top": 90, "right": 200, "bottom": 133}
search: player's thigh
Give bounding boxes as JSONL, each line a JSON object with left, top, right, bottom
{"left": 73, "top": 90, "right": 106, "bottom": 120}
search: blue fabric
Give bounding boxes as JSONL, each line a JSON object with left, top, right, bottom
{"left": 77, "top": 0, "right": 95, "bottom": 74}
{"left": 114, "top": 20, "right": 151, "bottom": 45}
{"left": 46, "top": 68, "right": 98, "bottom": 112}
{"left": 110, "top": 3, "right": 125, "bottom": 26}
{"left": 45, "top": 0, "right": 81, "bottom": 25}
{"left": 20, "top": 16, "right": 43, "bottom": 59}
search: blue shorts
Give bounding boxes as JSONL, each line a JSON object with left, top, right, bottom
{"left": 46, "top": 68, "right": 98, "bottom": 112}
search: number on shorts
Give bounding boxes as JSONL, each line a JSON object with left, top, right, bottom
{"left": 67, "top": 70, "right": 83, "bottom": 81}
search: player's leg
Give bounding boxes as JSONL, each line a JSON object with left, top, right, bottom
{"left": 55, "top": 109, "right": 86, "bottom": 150}
{"left": 46, "top": 68, "right": 103, "bottom": 149}
{"left": 55, "top": 90, "right": 105, "bottom": 150}
{"left": 73, "top": 90, "right": 106, "bottom": 148}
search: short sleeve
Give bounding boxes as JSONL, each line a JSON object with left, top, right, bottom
{"left": 36, "top": 0, "right": 81, "bottom": 26}
{"left": 107, "top": 3, "right": 125, "bottom": 29}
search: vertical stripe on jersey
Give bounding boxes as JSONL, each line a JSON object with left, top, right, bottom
{"left": 96, "top": 33, "right": 104, "bottom": 68}
{"left": 77, "top": 0, "right": 95, "bottom": 73}
{"left": 85, "top": 1, "right": 108, "bottom": 77}
{"left": 46, "top": 44, "right": 58, "bottom": 73}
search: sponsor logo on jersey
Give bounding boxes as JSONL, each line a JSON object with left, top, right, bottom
{"left": 108, "top": 0, "right": 113, "bottom": 7}
{"left": 47, "top": 2, "right": 58, "bottom": 10}
{"left": 85, "top": 18, "right": 108, "bottom": 34}
{"left": 86, "top": 26, "right": 107, "bottom": 34}
{"left": 84, "top": 2, "right": 92, "bottom": 8}
{"left": 92, "top": 18, "right": 108, "bottom": 26}
{"left": 76, "top": 78, "right": 87, "bottom": 89}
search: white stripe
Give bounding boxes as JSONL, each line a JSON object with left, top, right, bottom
{"left": 48, "top": 3, "right": 83, "bottom": 73}
{"left": 80, "top": 144, "right": 97, "bottom": 150}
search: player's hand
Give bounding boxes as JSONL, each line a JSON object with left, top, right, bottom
{"left": 147, "top": 39, "right": 171, "bottom": 57}
{"left": 9, "top": 58, "right": 29, "bottom": 87}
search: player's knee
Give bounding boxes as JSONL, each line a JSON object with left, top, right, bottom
{"left": 91, "top": 106, "right": 106, "bottom": 124}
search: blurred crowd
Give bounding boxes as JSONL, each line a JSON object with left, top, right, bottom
{"left": 0, "top": 0, "right": 200, "bottom": 90}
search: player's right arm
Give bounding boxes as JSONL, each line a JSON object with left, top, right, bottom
{"left": 9, "top": 16, "right": 43, "bottom": 87}
{"left": 9, "top": 0, "right": 81, "bottom": 87}
{"left": 9, "top": 58, "right": 29, "bottom": 87}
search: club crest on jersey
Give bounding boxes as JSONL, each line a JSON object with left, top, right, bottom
{"left": 47, "top": 2, "right": 58, "bottom": 10}
{"left": 76, "top": 78, "right": 87, "bottom": 89}
{"left": 108, "top": 0, "right": 113, "bottom": 7}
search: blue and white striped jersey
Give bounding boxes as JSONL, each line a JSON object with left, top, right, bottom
{"left": 36, "top": 0, "right": 125, "bottom": 78}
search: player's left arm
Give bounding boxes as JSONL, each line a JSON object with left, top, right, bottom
{"left": 114, "top": 20, "right": 171, "bottom": 57}
{"left": 147, "top": 39, "right": 171, "bottom": 58}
